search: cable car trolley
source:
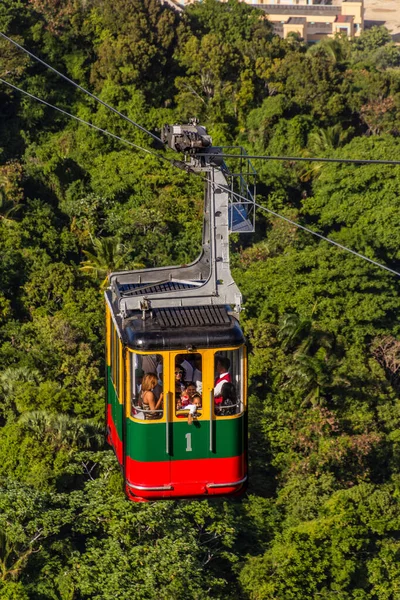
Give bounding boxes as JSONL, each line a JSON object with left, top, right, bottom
{"left": 105, "top": 120, "right": 256, "bottom": 501}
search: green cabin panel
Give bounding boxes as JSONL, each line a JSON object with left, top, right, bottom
{"left": 107, "top": 366, "right": 123, "bottom": 441}
{"left": 125, "top": 415, "right": 244, "bottom": 462}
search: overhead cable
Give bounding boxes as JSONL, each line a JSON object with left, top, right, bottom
{"left": 0, "top": 77, "right": 168, "bottom": 160}
{"left": 204, "top": 153, "right": 400, "bottom": 166}
{"left": 0, "top": 31, "right": 164, "bottom": 145}
{"left": 254, "top": 202, "right": 400, "bottom": 277}
{"left": 3, "top": 75, "right": 399, "bottom": 278}
{"left": 206, "top": 179, "right": 400, "bottom": 279}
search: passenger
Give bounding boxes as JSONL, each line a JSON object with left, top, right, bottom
{"left": 175, "top": 367, "right": 186, "bottom": 395}
{"left": 187, "top": 394, "right": 202, "bottom": 425}
{"left": 177, "top": 354, "right": 195, "bottom": 384}
{"left": 177, "top": 382, "right": 198, "bottom": 411}
{"left": 214, "top": 356, "right": 231, "bottom": 405}
{"left": 217, "top": 382, "right": 237, "bottom": 416}
{"left": 186, "top": 382, "right": 197, "bottom": 401}
{"left": 142, "top": 354, "right": 161, "bottom": 377}
{"left": 179, "top": 382, "right": 197, "bottom": 409}
{"left": 141, "top": 373, "right": 163, "bottom": 416}
{"left": 175, "top": 366, "right": 186, "bottom": 411}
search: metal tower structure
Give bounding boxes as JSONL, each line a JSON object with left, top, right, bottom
{"left": 108, "top": 120, "right": 256, "bottom": 319}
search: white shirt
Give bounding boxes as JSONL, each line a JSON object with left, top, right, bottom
{"left": 214, "top": 372, "right": 231, "bottom": 397}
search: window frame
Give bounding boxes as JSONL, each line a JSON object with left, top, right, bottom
{"left": 128, "top": 351, "right": 165, "bottom": 422}
{"left": 213, "top": 347, "right": 245, "bottom": 418}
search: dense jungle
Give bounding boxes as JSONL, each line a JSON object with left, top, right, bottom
{"left": 1, "top": 0, "right": 400, "bottom": 597}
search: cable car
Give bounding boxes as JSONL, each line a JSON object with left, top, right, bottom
{"left": 105, "top": 121, "right": 256, "bottom": 501}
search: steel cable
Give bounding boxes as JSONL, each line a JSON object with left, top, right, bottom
{"left": 0, "top": 31, "right": 164, "bottom": 145}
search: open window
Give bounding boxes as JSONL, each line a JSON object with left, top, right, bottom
{"left": 130, "top": 353, "right": 164, "bottom": 420}
{"left": 174, "top": 353, "right": 202, "bottom": 419}
{"left": 214, "top": 348, "right": 244, "bottom": 417}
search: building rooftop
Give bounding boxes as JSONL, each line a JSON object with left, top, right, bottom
{"left": 259, "top": 5, "right": 340, "bottom": 16}
{"left": 335, "top": 14, "right": 354, "bottom": 22}
{"left": 287, "top": 17, "right": 307, "bottom": 24}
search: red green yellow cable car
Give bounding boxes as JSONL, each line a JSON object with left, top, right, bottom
{"left": 105, "top": 121, "right": 256, "bottom": 501}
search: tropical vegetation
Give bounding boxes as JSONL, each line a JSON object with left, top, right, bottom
{"left": 1, "top": 0, "right": 400, "bottom": 597}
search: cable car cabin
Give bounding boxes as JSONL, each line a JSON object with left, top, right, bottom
{"left": 105, "top": 298, "right": 247, "bottom": 501}
{"left": 105, "top": 120, "right": 256, "bottom": 501}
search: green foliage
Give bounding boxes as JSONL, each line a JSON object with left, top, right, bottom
{"left": 240, "top": 482, "right": 400, "bottom": 599}
{"left": 88, "top": 0, "right": 184, "bottom": 104}
{"left": 1, "top": 0, "right": 400, "bottom": 597}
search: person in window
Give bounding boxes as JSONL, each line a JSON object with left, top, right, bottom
{"left": 180, "top": 382, "right": 197, "bottom": 409}
{"left": 175, "top": 367, "right": 186, "bottom": 394}
{"left": 187, "top": 394, "right": 202, "bottom": 425}
{"left": 141, "top": 373, "right": 163, "bottom": 416}
{"left": 177, "top": 354, "right": 195, "bottom": 384}
{"left": 142, "top": 355, "right": 162, "bottom": 380}
{"left": 214, "top": 356, "right": 231, "bottom": 406}
{"left": 175, "top": 366, "right": 186, "bottom": 410}
{"left": 217, "top": 381, "right": 237, "bottom": 416}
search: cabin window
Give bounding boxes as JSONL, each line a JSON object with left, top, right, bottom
{"left": 214, "top": 348, "right": 243, "bottom": 417}
{"left": 130, "top": 354, "right": 164, "bottom": 420}
{"left": 174, "top": 353, "right": 202, "bottom": 418}
{"left": 115, "top": 330, "right": 119, "bottom": 393}
{"left": 110, "top": 320, "right": 114, "bottom": 380}
{"left": 110, "top": 325, "right": 119, "bottom": 394}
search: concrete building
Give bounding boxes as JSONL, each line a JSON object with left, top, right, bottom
{"left": 181, "top": 0, "right": 364, "bottom": 42}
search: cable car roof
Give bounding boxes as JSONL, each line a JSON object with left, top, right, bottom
{"left": 118, "top": 280, "right": 202, "bottom": 297}
{"left": 154, "top": 305, "right": 230, "bottom": 329}
{"left": 105, "top": 290, "right": 244, "bottom": 351}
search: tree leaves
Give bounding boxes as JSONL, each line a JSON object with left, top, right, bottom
{"left": 2, "top": 1, "right": 400, "bottom": 597}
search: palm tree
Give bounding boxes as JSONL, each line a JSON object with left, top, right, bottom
{"left": 0, "top": 367, "right": 41, "bottom": 420}
{"left": 279, "top": 311, "right": 341, "bottom": 406}
{"left": 278, "top": 313, "right": 313, "bottom": 350}
{"left": 300, "top": 125, "right": 353, "bottom": 181}
{"left": 80, "top": 236, "right": 143, "bottom": 288}
{"left": 307, "top": 37, "right": 349, "bottom": 65}
{"left": 308, "top": 125, "right": 352, "bottom": 156}
{"left": 278, "top": 306, "right": 333, "bottom": 355}
{"left": 19, "top": 411, "right": 104, "bottom": 452}
{"left": 284, "top": 348, "right": 339, "bottom": 407}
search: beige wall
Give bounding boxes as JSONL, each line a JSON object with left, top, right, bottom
{"left": 283, "top": 22, "right": 307, "bottom": 41}
{"left": 342, "top": 1, "right": 363, "bottom": 26}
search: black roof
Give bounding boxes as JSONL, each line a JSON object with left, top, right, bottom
{"left": 118, "top": 281, "right": 201, "bottom": 296}
{"left": 106, "top": 291, "right": 245, "bottom": 351}
{"left": 154, "top": 306, "right": 231, "bottom": 329}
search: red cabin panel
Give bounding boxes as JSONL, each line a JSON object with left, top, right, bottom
{"left": 125, "top": 454, "right": 246, "bottom": 501}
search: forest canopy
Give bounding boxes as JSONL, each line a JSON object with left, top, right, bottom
{"left": 1, "top": 0, "right": 400, "bottom": 597}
